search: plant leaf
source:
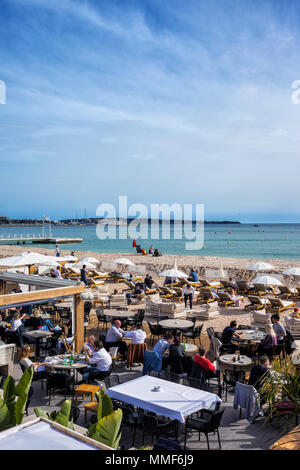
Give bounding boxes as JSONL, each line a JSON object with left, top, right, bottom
{"left": 96, "top": 389, "right": 113, "bottom": 420}
{"left": 15, "top": 367, "right": 34, "bottom": 425}
{"left": 90, "top": 409, "right": 122, "bottom": 449}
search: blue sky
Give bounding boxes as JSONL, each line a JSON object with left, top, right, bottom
{"left": 1, "top": 0, "right": 300, "bottom": 222}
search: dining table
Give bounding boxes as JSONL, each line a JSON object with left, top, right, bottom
{"left": 45, "top": 354, "right": 88, "bottom": 391}
{"left": 159, "top": 319, "right": 193, "bottom": 330}
{"left": 107, "top": 375, "right": 221, "bottom": 423}
{"left": 219, "top": 353, "right": 252, "bottom": 371}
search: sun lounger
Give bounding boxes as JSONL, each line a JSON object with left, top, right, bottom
{"left": 267, "top": 298, "right": 295, "bottom": 314}
{"left": 236, "top": 280, "right": 255, "bottom": 295}
{"left": 199, "top": 279, "right": 222, "bottom": 289}
{"left": 278, "top": 286, "right": 298, "bottom": 300}
{"left": 197, "top": 288, "right": 217, "bottom": 304}
{"left": 244, "top": 295, "right": 270, "bottom": 311}
{"left": 218, "top": 292, "right": 244, "bottom": 309}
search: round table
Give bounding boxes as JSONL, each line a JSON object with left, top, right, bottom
{"left": 22, "top": 330, "right": 53, "bottom": 358}
{"left": 45, "top": 354, "right": 88, "bottom": 389}
{"left": 234, "top": 330, "right": 266, "bottom": 343}
{"left": 219, "top": 354, "right": 252, "bottom": 371}
{"left": 159, "top": 319, "right": 193, "bottom": 330}
{"left": 181, "top": 343, "right": 197, "bottom": 355}
{"left": 103, "top": 310, "right": 136, "bottom": 319}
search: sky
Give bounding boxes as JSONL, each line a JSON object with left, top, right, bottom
{"left": 1, "top": 0, "right": 300, "bottom": 222}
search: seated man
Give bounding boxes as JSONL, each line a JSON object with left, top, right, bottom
{"left": 105, "top": 320, "right": 127, "bottom": 359}
{"left": 220, "top": 320, "right": 243, "bottom": 353}
{"left": 169, "top": 336, "right": 188, "bottom": 357}
{"left": 193, "top": 345, "right": 217, "bottom": 379}
{"left": 82, "top": 335, "right": 96, "bottom": 357}
{"left": 124, "top": 323, "right": 146, "bottom": 344}
{"left": 188, "top": 269, "right": 199, "bottom": 282}
{"left": 82, "top": 340, "right": 112, "bottom": 383}
{"left": 248, "top": 356, "right": 271, "bottom": 393}
{"left": 271, "top": 314, "right": 287, "bottom": 344}
{"left": 153, "top": 335, "right": 174, "bottom": 358}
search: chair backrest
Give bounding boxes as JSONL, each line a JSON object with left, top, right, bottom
{"left": 204, "top": 409, "right": 225, "bottom": 432}
{"left": 25, "top": 386, "right": 34, "bottom": 414}
{"left": 70, "top": 405, "right": 80, "bottom": 424}
{"left": 105, "top": 374, "right": 120, "bottom": 389}
{"left": 206, "top": 327, "right": 215, "bottom": 340}
{"left": 184, "top": 375, "right": 204, "bottom": 390}
{"left": 192, "top": 324, "right": 203, "bottom": 338}
{"left": 153, "top": 438, "right": 185, "bottom": 451}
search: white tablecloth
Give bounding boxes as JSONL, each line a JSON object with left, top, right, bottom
{"left": 107, "top": 376, "right": 221, "bottom": 423}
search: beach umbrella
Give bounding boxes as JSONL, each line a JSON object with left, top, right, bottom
{"left": 159, "top": 260, "right": 187, "bottom": 279}
{"left": 283, "top": 268, "right": 300, "bottom": 276}
{"left": 0, "top": 252, "right": 48, "bottom": 267}
{"left": 61, "top": 255, "right": 78, "bottom": 262}
{"left": 218, "top": 263, "right": 225, "bottom": 279}
{"left": 73, "top": 261, "right": 96, "bottom": 270}
{"left": 79, "top": 256, "right": 99, "bottom": 264}
{"left": 252, "top": 275, "right": 283, "bottom": 287}
{"left": 248, "top": 262, "right": 274, "bottom": 271}
{"left": 112, "top": 258, "right": 135, "bottom": 266}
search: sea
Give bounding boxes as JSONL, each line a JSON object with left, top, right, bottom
{"left": 0, "top": 223, "right": 300, "bottom": 261}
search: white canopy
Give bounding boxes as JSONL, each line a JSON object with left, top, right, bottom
{"left": 0, "top": 252, "right": 48, "bottom": 267}
{"left": 283, "top": 268, "right": 300, "bottom": 276}
{"left": 80, "top": 256, "right": 99, "bottom": 264}
{"left": 252, "top": 275, "right": 283, "bottom": 286}
{"left": 159, "top": 260, "right": 187, "bottom": 279}
{"left": 248, "top": 262, "right": 274, "bottom": 271}
{"left": 112, "top": 258, "right": 135, "bottom": 266}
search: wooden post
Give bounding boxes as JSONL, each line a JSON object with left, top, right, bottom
{"left": 74, "top": 294, "right": 84, "bottom": 353}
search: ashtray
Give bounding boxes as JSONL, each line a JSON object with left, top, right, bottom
{"left": 152, "top": 386, "right": 162, "bottom": 392}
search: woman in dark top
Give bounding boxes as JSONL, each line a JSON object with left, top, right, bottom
{"left": 169, "top": 336, "right": 188, "bottom": 357}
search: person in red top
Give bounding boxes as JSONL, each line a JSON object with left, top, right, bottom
{"left": 194, "top": 345, "right": 216, "bottom": 378}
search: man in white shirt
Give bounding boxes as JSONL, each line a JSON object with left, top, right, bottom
{"left": 54, "top": 268, "right": 62, "bottom": 279}
{"left": 125, "top": 323, "right": 146, "bottom": 344}
{"left": 82, "top": 340, "right": 112, "bottom": 383}
{"left": 182, "top": 284, "right": 195, "bottom": 310}
{"left": 105, "top": 320, "right": 127, "bottom": 358}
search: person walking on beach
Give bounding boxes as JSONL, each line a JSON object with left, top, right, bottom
{"left": 55, "top": 245, "right": 60, "bottom": 257}
{"left": 80, "top": 264, "right": 88, "bottom": 287}
{"left": 182, "top": 283, "right": 195, "bottom": 310}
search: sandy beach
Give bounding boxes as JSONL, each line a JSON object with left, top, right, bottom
{"left": 0, "top": 244, "right": 299, "bottom": 282}
{"left": 1, "top": 244, "right": 299, "bottom": 337}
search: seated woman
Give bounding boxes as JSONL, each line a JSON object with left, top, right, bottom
{"left": 256, "top": 322, "right": 277, "bottom": 357}
{"left": 19, "top": 345, "right": 48, "bottom": 377}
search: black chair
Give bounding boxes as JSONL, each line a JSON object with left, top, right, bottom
{"left": 153, "top": 438, "right": 188, "bottom": 451}
{"left": 89, "top": 362, "right": 114, "bottom": 384}
{"left": 119, "top": 403, "right": 142, "bottom": 447}
{"left": 0, "top": 375, "right": 7, "bottom": 389}
{"left": 147, "top": 322, "right": 163, "bottom": 345}
{"left": 166, "top": 356, "right": 193, "bottom": 376}
{"left": 183, "top": 375, "right": 204, "bottom": 390}
{"left": 46, "top": 371, "right": 74, "bottom": 405}
{"left": 104, "top": 374, "right": 120, "bottom": 389}
{"left": 222, "top": 369, "right": 246, "bottom": 401}
{"left": 19, "top": 362, "right": 47, "bottom": 390}
{"left": 162, "top": 369, "right": 185, "bottom": 384}
{"left": 182, "top": 324, "right": 203, "bottom": 344}
{"left": 206, "top": 327, "right": 215, "bottom": 341}
{"left": 96, "top": 310, "right": 111, "bottom": 332}
{"left": 70, "top": 404, "right": 80, "bottom": 424}
{"left": 184, "top": 409, "right": 225, "bottom": 450}
{"left": 25, "top": 386, "right": 34, "bottom": 416}
{"left": 139, "top": 412, "right": 178, "bottom": 446}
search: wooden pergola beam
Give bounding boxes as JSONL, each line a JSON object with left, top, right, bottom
{"left": 0, "top": 285, "right": 86, "bottom": 307}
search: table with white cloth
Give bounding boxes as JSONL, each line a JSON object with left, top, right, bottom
{"left": 107, "top": 375, "right": 221, "bottom": 423}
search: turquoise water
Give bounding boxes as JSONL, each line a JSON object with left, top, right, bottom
{"left": 0, "top": 224, "right": 299, "bottom": 260}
